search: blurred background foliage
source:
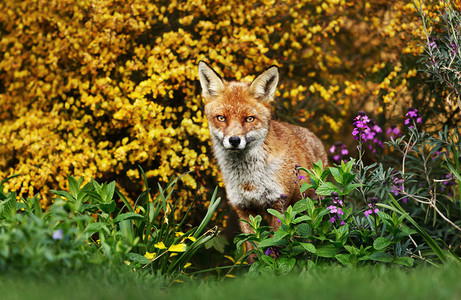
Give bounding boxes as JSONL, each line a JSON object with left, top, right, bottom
{"left": 0, "top": 0, "right": 459, "bottom": 225}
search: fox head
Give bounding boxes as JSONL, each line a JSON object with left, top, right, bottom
{"left": 198, "top": 61, "right": 279, "bottom": 152}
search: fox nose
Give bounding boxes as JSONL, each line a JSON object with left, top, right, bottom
{"left": 228, "top": 136, "right": 241, "bottom": 148}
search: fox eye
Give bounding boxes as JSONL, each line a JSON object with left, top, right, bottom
{"left": 216, "top": 115, "right": 226, "bottom": 122}
{"left": 245, "top": 116, "right": 255, "bottom": 123}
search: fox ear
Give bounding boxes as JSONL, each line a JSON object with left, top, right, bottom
{"left": 249, "top": 65, "right": 279, "bottom": 102}
{"left": 198, "top": 61, "right": 225, "bottom": 101}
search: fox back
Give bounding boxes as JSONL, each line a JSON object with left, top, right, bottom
{"left": 198, "top": 61, "right": 327, "bottom": 237}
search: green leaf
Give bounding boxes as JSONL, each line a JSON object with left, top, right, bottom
{"left": 296, "top": 223, "right": 311, "bottom": 237}
{"left": 316, "top": 245, "right": 339, "bottom": 258}
{"left": 267, "top": 209, "right": 284, "bottom": 222}
{"left": 84, "top": 222, "right": 109, "bottom": 235}
{"left": 114, "top": 212, "right": 145, "bottom": 223}
{"left": 376, "top": 211, "right": 392, "bottom": 220}
{"left": 98, "top": 202, "right": 116, "bottom": 214}
{"left": 293, "top": 198, "right": 309, "bottom": 213}
{"left": 293, "top": 215, "right": 310, "bottom": 224}
{"left": 126, "top": 253, "right": 152, "bottom": 265}
{"left": 300, "top": 242, "right": 316, "bottom": 254}
{"left": 260, "top": 254, "right": 276, "bottom": 266}
{"left": 277, "top": 257, "right": 296, "bottom": 274}
{"left": 335, "top": 254, "right": 352, "bottom": 266}
{"left": 329, "top": 167, "right": 343, "bottom": 185}
{"left": 394, "top": 256, "right": 414, "bottom": 267}
{"left": 344, "top": 245, "right": 360, "bottom": 255}
{"left": 342, "top": 173, "right": 356, "bottom": 186}
{"left": 379, "top": 196, "right": 447, "bottom": 264}
{"left": 0, "top": 195, "right": 16, "bottom": 219}
{"left": 367, "top": 252, "right": 393, "bottom": 263}
{"left": 344, "top": 183, "right": 362, "bottom": 194}
{"left": 104, "top": 181, "right": 116, "bottom": 203}
{"left": 51, "top": 190, "right": 75, "bottom": 201}
{"left": 373, "top": 237, "right": 391, "bottom": 251}
{"left": 315, "top": 182, "right": 340, "bottom": 196}
{"left": 68, "top": 176, "right": 80, "bottom": 198}
{"left": 300, "top": 183, "right": 315, "bottom": 194}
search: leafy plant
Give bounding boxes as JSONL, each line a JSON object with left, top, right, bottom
{"left": 0, "top": 170, "right": 221, "bottom": 275}
{"left": 234, "top": 161, "right": 417, "bottom": 275}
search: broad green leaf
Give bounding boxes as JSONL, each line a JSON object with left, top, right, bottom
{"left": 316, "top": 245, "right": 339, "bottom": 258}
{"left": 367, "top": 252, "right": 393, "bottom": 263}
{"left": 300, "top": 183, "right": 315, "bottom": 194}
{"left": 293, "top": 198, "right": 309, "bottom": 213}
{"left": 344, "top": 245, "right": 360, "bottom": 255}
{"left": 293, "top": 215, "right": 310, "bottom": 224}
{"left": 68, "top": 176, "right": 80, "bottom": 198}
{"left": 315, "top": 182, "right": 341, "bottom": 196}
{"left": 267, "top": 208, "right": 284, "bottom": 221}
{"left": 300, "top": 242, "right": 316, "bottom": 254}
{"left": 335, "top": 254, "right": 352, "bottom": 266}
{"left": 373, "top": 237, "right": 391, "bottom": 251}
{"left": 296, "top": 223, "right": 311, "bottom": 237}
{"left": 277, "top": 257, "right": 296, "bottom": 274}
{"left": 394, "top": 256, "right": 414, "bottom": 267}
{"left": 329, "top": 167, "right": 343, "bottom": 185}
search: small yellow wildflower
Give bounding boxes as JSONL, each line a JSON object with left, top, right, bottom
{"left": 168, "top": 243, "right": 187, "bottom": 252}
{"left": 154, "top": 241, "right": 166, "bottom": 249}
{"left": 144, "top": 252, "right": 156, "bottom": 260}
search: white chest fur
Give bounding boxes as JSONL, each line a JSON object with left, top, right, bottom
{"left": 212, "top": 139, "right": 284, "bottom": 209}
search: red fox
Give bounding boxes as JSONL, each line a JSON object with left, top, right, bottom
{"left": 198, "top": 61, "right": 328, "bottom": 244}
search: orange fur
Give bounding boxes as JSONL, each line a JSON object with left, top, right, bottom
{"left": 198, "top": 61, "right": 327, "bottom": 259}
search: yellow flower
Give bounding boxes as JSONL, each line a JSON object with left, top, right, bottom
{"left": 224, "top": 255, "right": 235, "bottom": 264}
{"left": 144, "top": 252, "right": 156, "bottom": 260}
{"left": 154, "top": 241, "right": 166, "bottom": 249}
{"left": 168, "top": 243, "right": 187, "bottom": 252}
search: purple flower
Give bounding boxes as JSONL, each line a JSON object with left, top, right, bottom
{"left": 364, "top": 197, "right": 379, "bottom": 217}
{"left": 52, "top": 229, "right": 63, "bottom": 240}
{"left": 327, "top": 205, "right": 338, "bottom": 214}
{"left": 299, "top": 175, "right": 306, "bottom": 180}
{"left": 265, "top": 246, "right": 280, "bottom": 258}
{"left": 386, "top": 125, "right": 401, "bottom": 138}
{"left": 404, "top": 108, "right": 422, "bottom": 128}
{"left": 327, "top": 193, "right": 345, "bottom": 226}
{"left": 352, "top": 112, "right": 383, "bottom": 154}
{"left": 330, "top": 142, "right": 349, "bottom": 164}
{"left": 429, "top": 41, "right": 437, "bottom": 49}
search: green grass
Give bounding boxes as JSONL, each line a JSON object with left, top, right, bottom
{"left": 2, "top": 265, "right": 461, "bottom": 300}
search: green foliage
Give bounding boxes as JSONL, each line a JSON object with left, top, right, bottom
{"left": 416, "top": 0, "right": 461, "bottom": 110}
{"left": 0, "top": 169, "right": 221, "bottom": 275}
{"left": 234, "top": 161, "right": 420, "bottom": 275}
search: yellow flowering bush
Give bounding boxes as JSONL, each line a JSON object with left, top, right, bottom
{"left": 0, "top": 0, "right": 455, "bottom": 214}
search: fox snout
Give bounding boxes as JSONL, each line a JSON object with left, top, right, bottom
{"left": 223, "top": 135, "right": 246, "bottom": 150}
